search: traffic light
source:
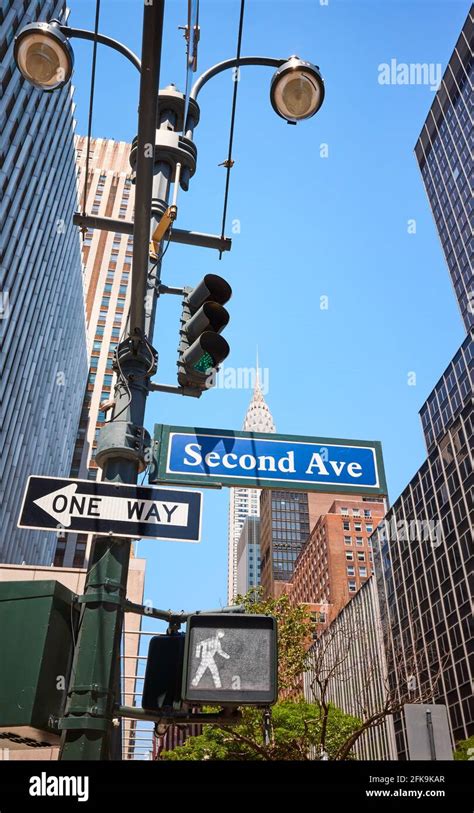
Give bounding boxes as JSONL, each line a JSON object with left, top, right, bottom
{"left": 182, "top": 614, "right": 277, "bottom": 706}
{"left": 177, "top": 274, "right": 231, "bottom": 391}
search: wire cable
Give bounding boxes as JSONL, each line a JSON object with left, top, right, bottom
{"left": 218, "top": 0, "right": 245, "bottom": 259}
{"left": 81, "top": 0, "right": 101, "bottom": 222}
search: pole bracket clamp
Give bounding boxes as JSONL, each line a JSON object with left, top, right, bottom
{"left": 77, "top": 591, "right": 124, "bottom": 606}
{"left": 64, "top": 684, "right": 114, "bottom": 719}
{"left": 59, "top": 716, "right": 110, "bottom": 732}
{"left": 95, "top": 421, "right": 151, "bottom": 473}
{"left": 76, "top": 578, "right": 126, "bottom": 606}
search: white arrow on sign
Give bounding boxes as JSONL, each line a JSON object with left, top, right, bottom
{"left": 33, "top": 483, "right": 189, "bottom": 528}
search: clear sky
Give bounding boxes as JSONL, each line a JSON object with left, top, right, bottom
{"left": 67, "top": 0, "right": 468, "bottom": 620}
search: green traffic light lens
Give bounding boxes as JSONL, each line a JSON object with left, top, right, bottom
{"left": 193, "top": 351, "right": 215, "bottom": 373}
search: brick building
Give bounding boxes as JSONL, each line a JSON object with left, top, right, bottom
{"left": 288, "top": 499, "right": 386, "bottom": 622}
{"left": 259, "top": 488, "right": 385, "bottom": 602}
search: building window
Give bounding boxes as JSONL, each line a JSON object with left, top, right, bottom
{"left": 354, "top": 522, "right": 362, "bottom": 532}
{"left": 343, "top": 521, "right": 350, "bottom": 530}
{"left": 340, "top": 507, "right": 349, "bottom": 515}
{"left": 345, "top": 551, "right": 353, "bottom": 561}
{"left": 359, "top": 566, "right": 367, "bottom": 578}
{"left": 357, "top": 552, "right": 365, "bottom": 562}
{"left": 352, "top": 509, "right": 360, "bottom": 517}
{"left": 356, "top": 536, "right": 363, "bottom": 546}
{"left": 344, "top": 536, "right": 352, "bottom": 545}
{"left": 347, "top": 566, "right": 355, "bottom": 576}
{"left": 366, "top": 524, "right": 373, "bottom": 533}
{"left": 348, "top": 580, "right": 356, "bottom": 592}
{"left": 364, "top": 510, "right": 372, "bottom": 518}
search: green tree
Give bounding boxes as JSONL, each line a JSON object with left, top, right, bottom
{"left": 161, "top": 699, "right": 361, "bottom": 761}
{"left": 161, "top": 589, "right": 360, "bottom": 761}
{"left": 453, "top": 736, "right": 474, "bottom": 760}
{"left": 236, "top": 587, "right": 311, "bottom": 694}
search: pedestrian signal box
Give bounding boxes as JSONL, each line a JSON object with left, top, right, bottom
{"left": 142, "top": 634, "right": 185, "bottom": 711}
{"left": 182, "top": 614, "right": 277, "bottom": 706}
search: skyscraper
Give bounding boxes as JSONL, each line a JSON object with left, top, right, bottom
{"left": 1, "top": 0, "right": 88, "bottom": 565}
{"left": 236, "top": 515, "right": 261, "bottom": 596}
{"left": 373, "top": 8, "right": 473, "bottom": 758}
{"left": 414, "top": 9, "right": 473, "bottom": 330}
{"left": 227, "top": 367, "right": 276, "bottom": 602}
{"left": 259, "top": 489, "right": 311, "bottom": 598}
{"left": 54, "top": 136, "right": 135, "bottom": 568}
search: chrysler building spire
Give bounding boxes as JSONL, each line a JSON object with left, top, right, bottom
{"left": 242, "top": 356, "right": 276, "bottom": 433}
{"left": 227, "top": 355, "right": 276, "bottom": 602}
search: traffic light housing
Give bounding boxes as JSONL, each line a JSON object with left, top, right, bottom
{"left": 177, "top": 274, "right": 231, "bottom": 392}
{"left": 142, "top": 634, "right": 185, "bottom": 711}
{"left": 182, "top": 614, "right": 277, "bottom": 706}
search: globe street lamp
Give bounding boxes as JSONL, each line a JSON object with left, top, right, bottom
{"left": 270, "top": 56, "right": 325, "bottom": 123}
{"left": 14, "top": 21, "right": 74, "bottom": 90}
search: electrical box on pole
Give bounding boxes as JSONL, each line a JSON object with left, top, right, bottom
{"left": 0, "top": 580, "right": 77, "bottom": 748}
{"left": 177, "top": 274, "right": 231, "bottom": 392}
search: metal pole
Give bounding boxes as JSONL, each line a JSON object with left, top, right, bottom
{"left": 59, "top": 0, "right": 165, "bottom": 761}
{"left": 426, "top": 709, "right": 437, "bottom": 760}
{"left": 129, "top": 10, "right": 165, "bottom": 337}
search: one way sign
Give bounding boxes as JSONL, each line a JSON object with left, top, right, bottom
{"left": 18, "top": 476, "right": 202, "bottom": 542}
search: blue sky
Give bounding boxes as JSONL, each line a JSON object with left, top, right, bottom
{"left": 68, "top": 0, "right": 468, "bottom": 618}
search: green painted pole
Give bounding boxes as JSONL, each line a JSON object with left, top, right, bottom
{"left": 59, "top": 0, "right": 165, "bottom": 760}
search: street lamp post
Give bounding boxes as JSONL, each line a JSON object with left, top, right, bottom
{"left": 14, "top": 3, "right": 325, "bottom": 761}
{"left": 63, "top": 0, "right": 165, "bottom": 761}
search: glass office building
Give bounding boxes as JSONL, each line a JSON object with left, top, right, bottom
{"left": 414, "top": 11, "right": 473, "bottom": 330}
{"left": 1, "top": 0, "right": 87, "bottom": 564}
{"left": 260, "top": 489, "right": 311, "bottom": 597}
{"left": 373, "top": 9, "right": 473, "bottom": 759}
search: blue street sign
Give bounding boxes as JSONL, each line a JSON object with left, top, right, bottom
{"left": 151, "top": 425, "right": 387, "bottom": 495}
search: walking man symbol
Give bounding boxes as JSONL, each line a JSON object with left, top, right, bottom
{"left": 191, "top": 631, "right": 230, "bottom": 688}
